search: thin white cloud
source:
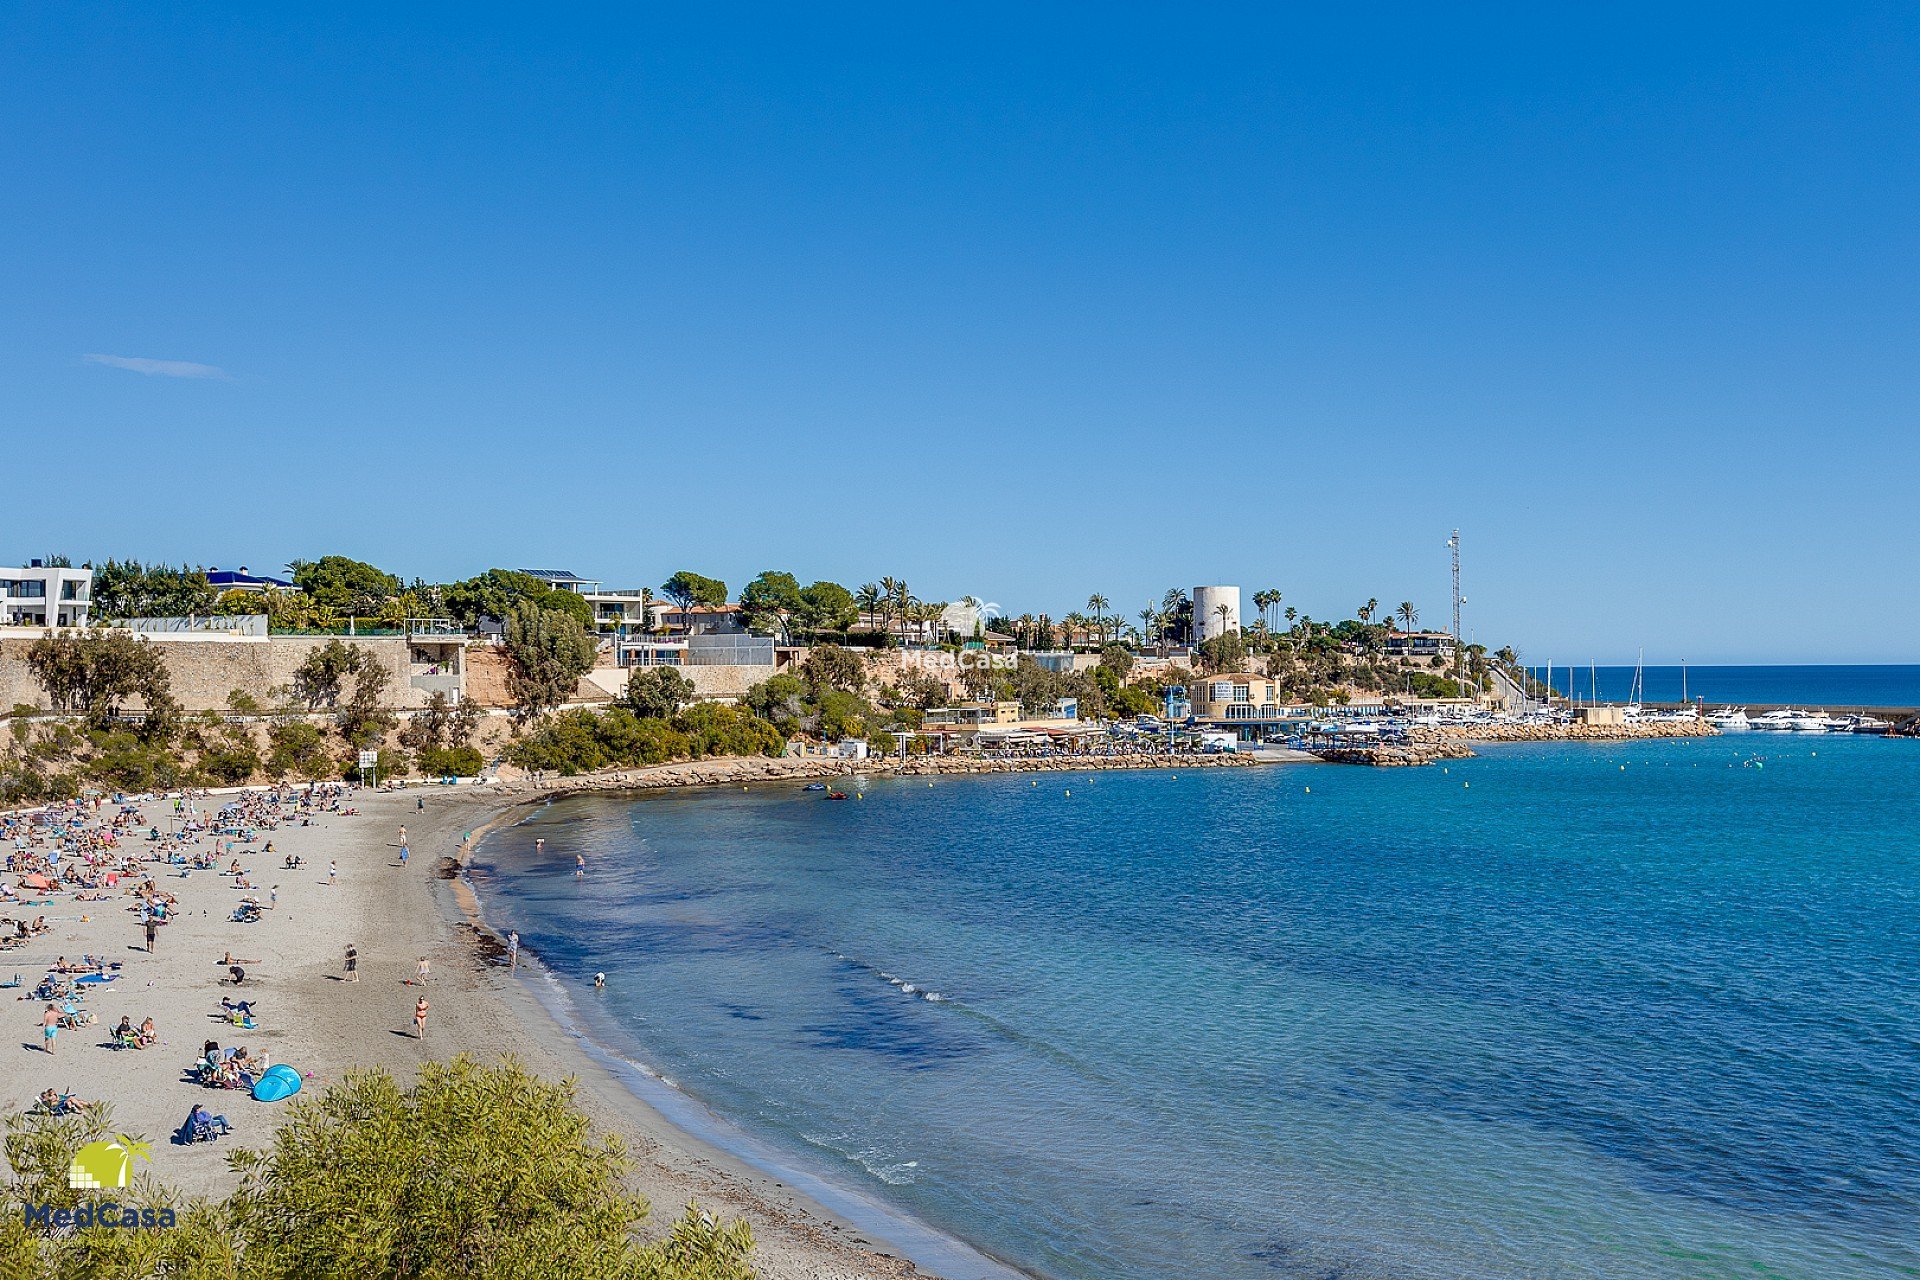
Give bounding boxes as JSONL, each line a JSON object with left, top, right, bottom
{"left": 84, "top": 353, "right": 230, "bottom": 380}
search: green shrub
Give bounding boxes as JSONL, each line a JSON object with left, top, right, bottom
{"left": 505, "top": 704, "right": 781, "bottom": 775}
{"left": 3, "top": 1059, "right": 755, "bottom": 1279}
{"left": 202, "top": 742, "right": 262, "bottom": 785}
{"left": 267, "top": 721, "right": 335, "bottom": 779}
{"left": 417, "top": 745, "right": 486, "bottom": 777}
{"left": 674, "top": 704, "right": 785, "bottom": 759}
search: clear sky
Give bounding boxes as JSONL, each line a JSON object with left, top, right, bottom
{"left": 3, "top": 5, "right": 1914, "bottom": 664}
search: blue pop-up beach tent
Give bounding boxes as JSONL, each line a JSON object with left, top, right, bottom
{"left": 251, "top": 1064, "right": 303, "bottom": 1103}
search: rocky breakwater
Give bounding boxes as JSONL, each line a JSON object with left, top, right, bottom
{"left": 1313, "top": 741, "right": 1476, "bottom": 767}
{"left": 1412, "top": 720, "right": 1714, "bottom": 744}
{"left": 516, "top": 749, "right": 1262, "bottom": 798}
{"left": 885, "top": 752, "right": 1260, "bottom": 777}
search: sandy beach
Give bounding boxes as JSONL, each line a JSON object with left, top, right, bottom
{"left": 2, "top": 783, "right": 1002, "bottom": 1280}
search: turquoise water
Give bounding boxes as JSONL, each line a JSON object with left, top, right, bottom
{"left": 470, "top": 737, "right": 1920, "bottom": 1279}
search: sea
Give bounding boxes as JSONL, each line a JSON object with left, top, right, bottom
{"left": 468, "top": 735, "right": 1920, "bottom": 1279}
{"left": 1537, "top": 664, "right": 1920, "bottom": 708}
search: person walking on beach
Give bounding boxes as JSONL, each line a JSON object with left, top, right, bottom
{"left": 398, "top": 824, "right": 407, "bottom": 848}
{"left": 41, "top": 1004, "right": 59, "bottom": 1054}
{"left": 327, "top": 860, "right": 337, "bottom": 886}
{"left": 143, "top": 913, "right": 157, "bottom": 953}
{"left": 412, "top": 995, "right": 429, "bottom": 1038}
{"left": 414, "top": 956, "right": 430, "bottom": 985}
{"left": 507, "top": 930, "right": 519, "bottom": 970}
{"left": 344, "top": 944, "right": 358, "bottom": 982}
{"left": 399, "top": 840, "right": 408, "bottom": 868}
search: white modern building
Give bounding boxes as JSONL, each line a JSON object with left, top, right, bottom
{"left": 1192, "top": 585, "right": 1241, "bottom": 641}
{"left": 1, "top": 561, "right": 92, "bottom": 627}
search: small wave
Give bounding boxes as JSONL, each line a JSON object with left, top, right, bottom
{"left": 832, "top": 948, "right": 954, "bottom": 1006}
{"left": 801, "top": 1132, "right": 921, "bottom": 1185}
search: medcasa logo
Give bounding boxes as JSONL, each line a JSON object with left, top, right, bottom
{"left": 69, "top": 1135, "right": 150, "bottom": 1190}
{"left": 21, "top": 1135, "right": 178, "bottom": 1230}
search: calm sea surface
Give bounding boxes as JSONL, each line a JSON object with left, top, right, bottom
{"left": 1540, "top": 664, "right": 1920, "bottom": 707}
{"left": 471, "top": 735, "right": 1920, "bottom": 1280}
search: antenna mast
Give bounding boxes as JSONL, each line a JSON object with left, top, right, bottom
{"left": 1448, "top": 529, "right": 1462, "bottom": 681}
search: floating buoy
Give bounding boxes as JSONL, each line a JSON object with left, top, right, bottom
{"left": 1463, "top": 782, "right": 1469, "bottom": 789}
{"left": 1065, "top": 790, "right": 1071, "bottom": 797}
{"left": 1620, "top": 764, "right": 1626, "bottom": 771}
{"left": 1304, "top": 786, "right": 1310, "bottom": 794}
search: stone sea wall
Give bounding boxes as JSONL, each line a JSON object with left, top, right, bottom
{"left": 1412, "top": 720, "right": 1714, "bottom": 744}
{"left": 0, "top": 633, "right": 442, "bottom": 713}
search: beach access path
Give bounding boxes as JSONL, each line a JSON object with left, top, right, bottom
{"left": 2, "top": 786, "right": 950, "bottom": 1280}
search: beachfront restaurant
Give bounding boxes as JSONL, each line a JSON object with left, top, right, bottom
{"left": 1189, "top": 673, "right": 1323, "bottom": 742}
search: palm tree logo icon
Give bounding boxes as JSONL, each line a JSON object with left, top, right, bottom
{"left": 69, "top": 1135, "right": 152, "bottom": 1190}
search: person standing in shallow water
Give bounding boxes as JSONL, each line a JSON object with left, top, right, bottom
{"left": 507, "top": 930, "right": 519, "bottom": 970}
{"left": 575, "top": 853, "right": 585, "bottom": 879}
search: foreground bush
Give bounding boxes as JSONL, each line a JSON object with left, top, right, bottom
{"left": 1, "top": 1057, "right": 754, "bottom": 1280}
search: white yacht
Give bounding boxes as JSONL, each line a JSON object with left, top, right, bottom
{"left": 1789, "top": 710, "right": 1831, "bottom": 732}
{"left": 1845, "top": 714, "right": 1893, "bottom": 735}
{"left": 1706, "top": 707, "right": 1751, "bottom": 731}
{"left": 1750, "top": 710, "right": 1800, "bottom": 731}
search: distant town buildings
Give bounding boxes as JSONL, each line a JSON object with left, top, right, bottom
{"left": 1382, "top": 631, "right": 1458, "bottom": 661}
{"left": 205, "top": 566, "right": 293, "bottom": 592}
{"left": 0, "top": 560, "right": 91, "bottom": 627}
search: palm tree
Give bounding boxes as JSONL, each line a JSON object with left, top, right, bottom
{"left": 1359, "top": 598, "right": 1377, "bottom": 625}
{"left": 1087, "top": 593, "right": 1109, "bottom": 642}
{"left": 890, "top": 581, "right": 915, "bottom": 645}
{"left": 1398, "top": 601, "right": 1417, "bottom": 639}
{"left": 917, "top": 601, "right": 945, "bottom": 643}
{"left": 856, "top": 583, "right": 882, "bottom": 631}
{"left": 1138, "top": 605, "right": 1161, "bottom": 652}
{"left": 876, "top": 577, "right": 900, "bottom": 640}
{"left": 1213, "top": 602, "right": 1233, "bottom": 638}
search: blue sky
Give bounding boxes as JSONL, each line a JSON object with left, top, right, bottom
{"left": 3, "top": 5, "right": 1914, "bottom": 663}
